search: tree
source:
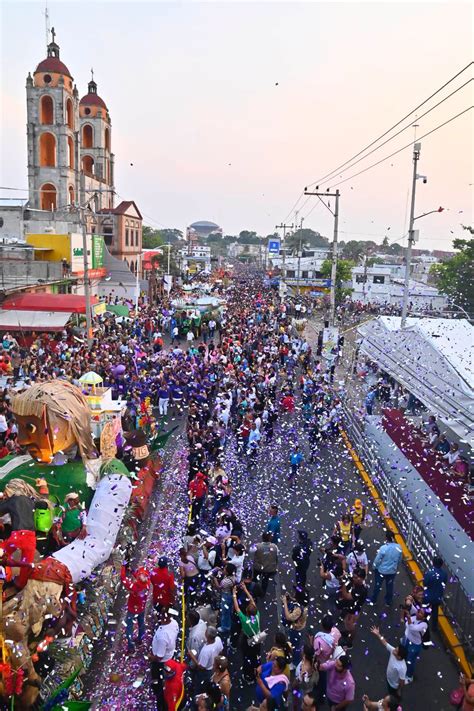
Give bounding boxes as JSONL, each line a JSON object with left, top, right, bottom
{"left": 238, "top": 230, "right": 260, "bottom": 244}
{"left": 160, "top": 228, "right": 183, "bottom": 244}
{"left": 341, "top": 240, "right": 366, "bottom": 261}
{"left": 321, "top": 258, "right": 354, "bottom": 304}
{"left": 430, "top": 231, "right": 474, "bottom": 315}
{"left": 285, "top": 228, "right": 328, "bottom": 254}
{"left": 142, "top": 226, "right": 183, "bottom": 248}
{"left": 142, "top": 226, "right": 164, "bottom": 249}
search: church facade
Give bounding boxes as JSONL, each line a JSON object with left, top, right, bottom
{"left": 20, "top": 31, "right": 142, "bottom": 273}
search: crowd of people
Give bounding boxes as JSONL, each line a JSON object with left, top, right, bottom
{"left": 0, "top": 270, "right": 466, "bottom": 710}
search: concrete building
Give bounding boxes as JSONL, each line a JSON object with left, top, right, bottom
{"left": 228, "top": 243, "right": 261, "bottom": 260}
{"left": 97, "top": 201, "right": 142, "bottom": 274}
{"left": 351, "top": 264, "right": 446, "bottom": 309}
{"left": 177, "top": 245, "right": 212, "bottom": 275}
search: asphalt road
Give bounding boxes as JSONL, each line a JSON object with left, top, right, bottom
{"left": 225, "top": 401, "right": 460, "bottom": 710}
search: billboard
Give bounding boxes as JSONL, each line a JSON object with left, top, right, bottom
{"left": 268, "top": 239, "right": 280, "bottom": 254}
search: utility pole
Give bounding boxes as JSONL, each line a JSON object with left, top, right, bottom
{"left": 79, "top": 205, "right": 93, "bottom": 347}
{"left": 275, "top": 222, "right": 294, "bottom": 283}
{"left": 297, "top": 216, "right": 304, "bottom": 294}
{"left": 303, "top": 188, "right": 340, "bottom": 326}
{"left": 401, "top": 142, "right": 421, "bottom": 327}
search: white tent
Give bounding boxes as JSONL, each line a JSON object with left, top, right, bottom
{"left": 357, "top": 317, "right": 474, "bottom": 445}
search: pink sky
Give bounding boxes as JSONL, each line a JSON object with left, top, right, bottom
{"left": 1, "top": 1, "right": 472, "bottom": 250}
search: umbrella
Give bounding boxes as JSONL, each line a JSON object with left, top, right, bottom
{"left": 79, "top": 371, "right": 103, "bottom": 389}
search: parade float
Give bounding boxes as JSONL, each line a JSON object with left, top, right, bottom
{"left": 0, "top": 381, "right": 164, "bottom": 709}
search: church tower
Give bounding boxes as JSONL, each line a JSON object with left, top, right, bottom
{"left": 26, "top": 30, "right": 80, "bottom": 211}
{"left": 79, "top": 75, "right": 114, "bottom": 211}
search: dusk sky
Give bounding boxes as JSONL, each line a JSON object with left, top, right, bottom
{"left": 1, "top": 1, "right": 472, "bottom": 250}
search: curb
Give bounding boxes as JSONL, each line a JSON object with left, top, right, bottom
{"left": 340, "top": 427, "right": 473, "bottom": 677}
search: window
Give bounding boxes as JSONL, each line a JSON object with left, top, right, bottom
{"left": 40, "top": 183, "right": 57, "bottom": 210}
{"left": 125, "top": 228, "right": 129, "bottom": 246}
{"left": 286, "top": 270, "right": 296, "bottom": 278}
{"left": 66, "top": 99, "right": 74, "bottom": 129}
{"left": 40, "top": 95, "right": 54, "bottom": 124}
{"left": 68, "top": 186, "right": 75, "bottom": 205}
{"left": 43, "top": 74, "right": 52, "bottom": 84}
{"left": 82, "top": 124, "right": 93, "bottom": 148}
{"left": 103, "top": 224, "right": 113, "bottom": 247}
{"left": 67, "top": 136, "right": 74, "bottom": 168}
{"left": 84, "top": 107, "right": 91, "bottom": 115}
{"left": 82, "top": 155, "right": 94, "bottom": 175}
{"left": 373, "top": 275, "right": 385, "bottom": 284}
{"left": 104, "top": 127, "right": 110, "bottom": 150}
{"left": 356, "top": 274, "right": 366, "bottom": 283}
{"left": 302, "top": 270, "right": 309, "bottom": 279}
{"left": 39, "top": 132, "right": 56, "bottom": 166}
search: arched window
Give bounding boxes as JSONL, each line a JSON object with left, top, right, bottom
{"left": 40, "top": 95, "right": 54, "bottom": 125}
{"left": 39, "top": 132, "right": 56, "bottom": 167}
{"left": 68, "top": 186, "right": 75, "bottom": 205}
{"left": 67, "top": 136, "right": 74, "bottom": 169}
{"left": 82, "top": 155, "right": 94, "bottom": 175}
{"left": 125, "top": 228, "right": 129, "bottom": 246}
{"left": 104, "top": 127, "right": 110, "bottom": 151}
{"left": 40, "top": 183, "right": 57, "bottom": 210}
{"left": 66, "top": 99, "right": 74, "bottom": 129}
{"left": 82, "top": 124, "right": 93, "bottom": 148}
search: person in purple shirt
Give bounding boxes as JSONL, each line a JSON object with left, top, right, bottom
{"left": 319, "top": 655, "right": 355, "bottom": 709}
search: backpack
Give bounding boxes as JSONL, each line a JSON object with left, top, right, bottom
{"left": 34, "top": 500, "right": 53, "bottom": 533}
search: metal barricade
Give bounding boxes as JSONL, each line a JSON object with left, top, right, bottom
{"left": 342, "top": 405, "right": 474, "bottom": 658}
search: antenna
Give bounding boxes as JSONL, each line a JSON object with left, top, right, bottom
{"left": 44, "top": 2, "right": 50, "bottom": 50}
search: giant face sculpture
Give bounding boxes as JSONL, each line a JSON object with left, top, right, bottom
{"left": 14, "top": 411, "right": 77, "bottom": 463}
{"left": 12, "top": 381, "right": 97, "bottom": 464}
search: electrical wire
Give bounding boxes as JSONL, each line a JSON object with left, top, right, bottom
{"left": 330, "top": 106, "right": 473, "bottom": 189}
{"left": 281, "top": 61, "right": 473, "bottom": 224}
{"left": 313, "top": 78, "right": 473, "bottom": 190}
{"left": 305, "top": 61, "right": 473, "bottom": 189}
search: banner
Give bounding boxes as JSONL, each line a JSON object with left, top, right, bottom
{"left": 92, "top": 235, "right": 105, "bottom": 269}
{"left": 268, "top": 239, "right": 280, "bottom": 254}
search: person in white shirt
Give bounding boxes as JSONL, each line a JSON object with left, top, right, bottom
{"left": 401, "top": 606, "right": 427, "bottom": 682}
{"left": 0, "top": 413, "right": 8, "bottom": 434}
{"left": 371, "top": 626, "right": 407, "bottom": 698}
{"left": 151, "top": 609, "right": 180, "bottom": 707}
{"left": 186, "top": 610, "right": 207, "bottom": 671}
{"left": 197, "top": 540, "right": 217, "bottom": 576}
{"left": 346, "top": 542, "right": 369, "bottom": 576}
{"left": 227, "top": 543, "right": 246, "bottom": 583}
{"left": 195, "top": 626, "right": 223, "bottom": 693}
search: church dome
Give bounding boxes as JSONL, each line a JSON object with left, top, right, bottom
{"left": 80, "top": 79, "right": 107, "bottom": 110}
{"left": 35, "top": 56, "right": 72, "bottom": 78}
{"left": 34, "top": 33, "right": 72, "bottom": 79}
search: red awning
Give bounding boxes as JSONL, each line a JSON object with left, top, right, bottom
{"left": 1, "top": 293, "right": 99, "bottom": 314}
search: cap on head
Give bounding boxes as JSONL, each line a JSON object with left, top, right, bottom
{"left": 65, "top": 492, "right": 80, "bottom": 502}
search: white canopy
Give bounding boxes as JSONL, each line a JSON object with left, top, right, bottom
{"left": 0, "top": 310, "right": 71, "bottom": 332}
{"left": 357, "top": 317, "right": 474, "bottom": 445}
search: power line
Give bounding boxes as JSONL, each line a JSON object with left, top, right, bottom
{"left": 305, "top": 61, "right": 473, "bottom": 189}
{"left": 330, "top": 106, "right": 473, "bottom": 188}
{"left": 280, "top": 61, "right": 473, "bottom": 224}
{"left": 312, "top": 78, "right": 473, "bottom": 190}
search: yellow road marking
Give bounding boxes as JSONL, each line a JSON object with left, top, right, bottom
{"left": 340, "top": 428, "right": 473, "bottom": 677}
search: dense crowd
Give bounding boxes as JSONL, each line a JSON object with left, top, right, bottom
{"left": 0, "top": 271, "right": 467, "bottom": 710}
